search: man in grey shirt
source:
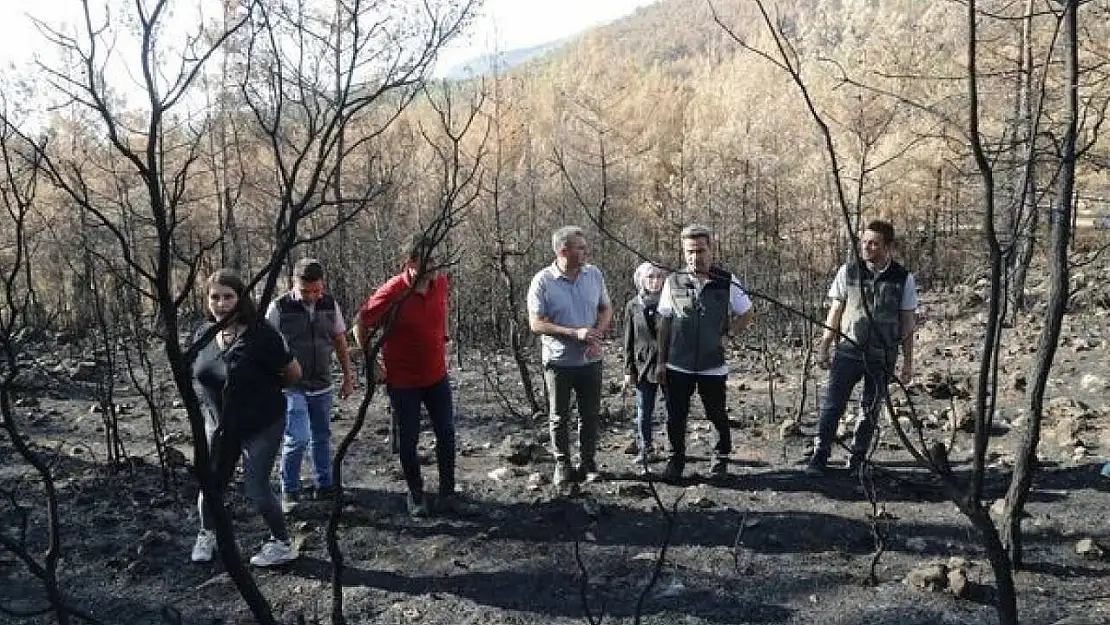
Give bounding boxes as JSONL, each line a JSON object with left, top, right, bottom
{"left": 527, "top": 226, "right": 613, "bottom": 487}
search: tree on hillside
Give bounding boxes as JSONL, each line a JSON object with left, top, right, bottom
{"left": 231, "top": 0, "right": 476, "bottom": 307}
{"left": 998, "top": 0, "right": 1086, "bottom": 571}
{"left": 10, "top": 1, "right": 282, "bottom": 619}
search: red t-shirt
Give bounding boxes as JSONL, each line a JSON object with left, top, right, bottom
{"left": 357, "top": 272, "right": 448, "bottom": 388}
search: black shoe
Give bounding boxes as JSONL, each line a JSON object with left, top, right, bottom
{"left": 576, "top": 459, "right": 601, "bottom": 483}
{"left": 662, "top": 458, "right": 684, "bottom": 483}
{"left": 805, "top": 457, "right": 827, "bottom": 477}
{"left": 710, "top": 457, "right": 728, "bottom": 478}
{"left": 805, "top": 447, "right": 830, "bottom": 477}
{"left": 407, "top": 492, "right": 429, "bottom": 518}
{"left": 845, "top": 456, "right": 866, "bottom": 478}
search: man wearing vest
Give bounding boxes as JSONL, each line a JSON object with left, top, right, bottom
{"left": 806, "top": 220, "right": 917, "bottom": 477}
{"left": 266, "top": 258, "right": 354, "bottom": 510}
{"left": 657, "top": 224, "right": 754, "bottom": 483}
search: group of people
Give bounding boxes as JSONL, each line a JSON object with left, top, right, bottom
{"left": 527, "top": 224, "right": 756, "bottom": 485}
{"left": 188, "top": 235, "right": 452, "bottom": 567}
{"left": 185, "top": 219, "right": 917, "bottom": 568}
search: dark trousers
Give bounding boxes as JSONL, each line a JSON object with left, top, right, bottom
{"left": 664, "top": 370, "right": 729, "bottom": 464}
{"left": 199, "top": 418, "right": 288, "bottom": 541}
{"left": 815, "top": 351, "right": 894, "bottom": 462}
{"left": 543, "top": 361, "right": 602, "bottom": 466}
{"left": 386, "top": 376, "right": 456, "bottom": 497}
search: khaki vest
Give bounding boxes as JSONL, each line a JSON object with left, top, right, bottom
{"left": 276, "top": 293, "right": 339, "bottom": 392}
{"left": 665, "top": 267, "right": 733, "bottom": 372}
{"left": 837, "top": 261, "right": 908, "bottom": 362}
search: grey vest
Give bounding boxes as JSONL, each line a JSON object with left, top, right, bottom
{"left": 275, "top": 293, "right": 338, "bottom": 392}
{"left": 838, "top": 261, "right": 908, "bottom": 362}
{"left": 665, "top": 267, "right": 733, "bottom": 372}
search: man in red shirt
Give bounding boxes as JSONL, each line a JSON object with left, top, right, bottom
{"left": 353, "top": 234, "right": 455, "bottom": 518}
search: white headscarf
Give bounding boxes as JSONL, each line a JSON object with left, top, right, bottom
{"left": 633, "top": 261, "right": 666, "bottom": 295}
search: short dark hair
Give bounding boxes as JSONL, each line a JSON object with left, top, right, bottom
{"left": 404, "top": 233, "right": 437, "bottom": 264}
{"left": 680, "top": 223, "right": 713, "bottom": 243}
{"left": 294, "top": 258, "right": 325, "bottom": 282}
{"left": 204, "top": 268, "right": 259, "bottom": 324}
{"left": 865, "top": 220, "right": 895, "bottom": 245}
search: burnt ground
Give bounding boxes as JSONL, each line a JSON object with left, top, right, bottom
{"left": 3, "top": 284, "right": 1110, "bottom": 625}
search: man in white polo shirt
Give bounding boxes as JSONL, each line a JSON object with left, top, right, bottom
{"left": 806, "top": 220, "right": 917, "bottom": 477}
{"left": 657, "top": 224, "right": 754, "bottom": 483}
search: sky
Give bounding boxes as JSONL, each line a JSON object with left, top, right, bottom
{"left": 0, "top": 0, "right": 660, "bottom": 77}
{"left": 434, "top": 0, "right": 661, "bottom": 75}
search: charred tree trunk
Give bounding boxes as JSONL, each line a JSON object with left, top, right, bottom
{"left": 1002, "top": 0, "right": 1077, "bottom": 570}
{"left": 1008, "top": 0, "right": 1038, "bottom": 319}
{"left": 498, "top": 247, "right": 542, "bottom": 416}
{"left": 965, "top": 0, "right": 1018, "bottom": 621}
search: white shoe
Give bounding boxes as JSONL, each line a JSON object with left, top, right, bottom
{"left": 191, "top": 530, "right": 217, "bottom": 563}
{"left": 249, "top": 539, "right": 298, "bottom": 567}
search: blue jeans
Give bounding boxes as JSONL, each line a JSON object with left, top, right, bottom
{"left": 814, "top": 351, "right": 895, "bottom": 462}
{"left": 281, "top": 390, "right": 334, "bottom": 493}
{"left": 664, "top": 370, "right": 729, "bottom": 465}
{"left": 634, "top": 380, "right": 661, "bottom": 459}
{"left": 386, "top": 377, "right": 456, "bottom": 497}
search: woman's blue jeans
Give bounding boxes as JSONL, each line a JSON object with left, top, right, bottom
{"left": 634, "top": 380, "right": 661, "bottom": 458}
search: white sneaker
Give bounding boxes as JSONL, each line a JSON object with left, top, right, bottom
{"left": 249, "top": 539, "right": 298, "bottom": 567}
{"left": 191, "top": 530, "right": 217, "bottom": 563}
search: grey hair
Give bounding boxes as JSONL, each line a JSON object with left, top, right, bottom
{"left": 551, "top": 225, "right": 586, "bottom": 254}
{"left": 680, "top": 223, "right": 713, "bottom": 242}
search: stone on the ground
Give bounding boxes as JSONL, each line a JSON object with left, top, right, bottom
{"left": 946, "top": 567, "right": 969, "bottom": 598}
{"left": 487, "top": 466, "right": 517, "bottom": 481}
{"left": 498, "top": 435, "right": 540, "bottom": 466}
{"left": 1079, "top": 373, "right": 1107, "bottom": 392}
{"left": 903, "top": 562, "right": 947, "bottom": 592}
{"left": 689, "top": 495, "right": 716, "bottom": 509}
{"left": 525, "top": 472, "right": 547, "bottom": 491}
{"left": 1075, "top": 537, "right": 1105, "bottom": 560}
{"left": 779, "top": 420, "right": 802, "bottom": 439}
{"left": 617, "top": 483, "right": 652, "bottom": 499}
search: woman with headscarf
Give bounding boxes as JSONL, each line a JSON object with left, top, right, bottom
{"left": 622, "top": 261, "right": 669, "bottom": 472}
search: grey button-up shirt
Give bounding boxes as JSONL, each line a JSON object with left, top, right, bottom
{"left": 527, "top": 263, "right": 611, "bottom": 366}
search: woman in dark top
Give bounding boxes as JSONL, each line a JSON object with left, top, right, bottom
{"left": 190, "top": 269, "right": 302, "bottom": 567}
{"left": 622, "top": 262, "right": 669, "bottom": 471}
